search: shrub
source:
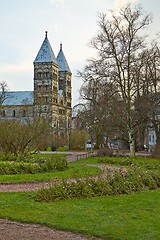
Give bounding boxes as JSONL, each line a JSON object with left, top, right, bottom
{"left": 0, "top": 154, "right": 17, "bottom": 162}
{"left": 70, "top": 130, "right": 89, "bottom": 150}
{"left": 0, "top": 118, "right": 50, "bottom": 156}
{"left": 40, "top": 156, "right": 68, "bottom": 172}
{"left": 98, "top": 156, "right": 133, "bottom": 165}
{"left": 0, "top": 155, "right": 68, "bottom": 175}
{"left": 97, "top": 156, "right": 160, "bottom": 172}
{"left": 152, "top": 142, "right": 160, "bottom": 159}
{"left": 56, "top": 146, "right": 69, "bottom": 152}
{"left": 96, "top": 148, "right": 113, "bottom": 157}
{"left": 0, "top": 161, "right": 41, "bottom": 174}
{"left": 34, "top": 168, "right": 160, "bottom": 202}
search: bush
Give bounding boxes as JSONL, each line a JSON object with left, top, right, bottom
{"left": 0, "top": 118, "right": 50, "bottom": 156}
{"left": 0, "top": 154, "right": 17, "bottom": 162}
{"left": 40, "top": 156, "right": 68, "bottom": 172}
{"left": 56, "top": 146, "right": 69, "bottom": 152}
{"left": 98, "top": 156, "right": 133, "bottom": 165}
{"left": 97, "top": 156, "right": 160, "bottom": 172}
{"left": 152, "top": 142, "right": 160, "bottom": 159}
{"left": 70, "top": 130, "right": 89, "bottom": 150}
{"left": 0, "top": 161, "right": 41, "bottom": 174}
{"left": 0, "top": 155, "right": 68, "bottom": 175}
{"left": 96, "top": 148, "right": 113, "bottom": 157}
{"left": 34, "top": 168, "right": 160, "bottom": 202}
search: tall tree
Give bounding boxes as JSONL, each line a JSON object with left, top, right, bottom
{"left": 78, "top": 62, "right": 121, "bottom": 148}
{"left": 79, "top": 4, "right": 152, "bottom": 155}
{"left": 143, "top": 44, "right": 160, "bottom": 143}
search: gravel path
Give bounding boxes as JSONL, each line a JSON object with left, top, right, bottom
{"left": 0, "top": 164, "right": 118, "bottom": 192}
{"left": 0, "top": 180, "right": 55, "bottom": 192}
{"left": 0, "top": 219, "right": 101, "bottom": 240}
{"left": 0, "top": 152, "right": 96, "bottom": 193}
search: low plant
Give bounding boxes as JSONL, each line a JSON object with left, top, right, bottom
{"left": 98, "top": 156, "right": 134, "bottom": 165}
{"left": 34, "top": 168, "right": 160, "bottom": 202}
{"left": 0, "top": 154, "right": 18, "bottom": 162}
{"left": 0, "top": 155, "right": 68, "bottom": 175}
{"left": 96, "top": 147, "right": 113, "bottom": 157}
{"left": 97, "top": 156, "right": 160, "bottom": 172}
{"left": 0, "top": 164, "right": 101, "bottom": 183}
{"left": 56, "top": 146, "right": 69, "bottom": 152}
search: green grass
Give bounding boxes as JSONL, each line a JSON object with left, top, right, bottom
{"left": 0, "top": 155, "right": 160, "bottom": 239}
{"left": 0, "top": 190, "right": 159, "bottom": 240}
{"left": 76, "top": 156, "right": 160, "bottom": 171}
{"left": 33, "top": 153, "right": 68, "bottom": 158}
{"left": 0, "top": 153, "right": 67, "bottom": 161}
{"left": 0, "top": 163, "right": 101, "bottom": 183}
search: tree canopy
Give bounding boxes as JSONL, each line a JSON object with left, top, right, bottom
{"left": 77, "top": 4, "right": 160, "bottom": 155}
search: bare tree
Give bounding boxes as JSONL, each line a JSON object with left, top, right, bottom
{"left": 78, "top": 4, "right": 152, "bottom": 155}
{"left": 78, "top": 73, "right": 128, "bottom": 148}
{"left": 143, "top": 44, "right": 160, "bottom": 143}
{"left": 0, "top": 81, "right": 9, "bottom": 106}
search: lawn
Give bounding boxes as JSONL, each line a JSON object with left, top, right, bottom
{"left": 76, "top": 155, "right": 160, "bottom": 172}
{"left": 0, "top": 190, "right": 159, "bottom": 240}
{"left": 0, "top": 163, "right": 101, "bottom": 183}
{"left": 0, "top": 154, "right": 160, "bottom": 239}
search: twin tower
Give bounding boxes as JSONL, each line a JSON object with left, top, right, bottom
{"left": 34, "top": 31, "right": 72, "bottom": 138}
{"left": 1, "top": 32, "right": 72, "bottom": 140}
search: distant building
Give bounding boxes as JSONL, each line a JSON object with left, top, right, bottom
{"left": 1, "top": 32, "right": 72, "bottom": 139}
{"left": 146, "top": 127, "right": 157, "bottom": 152}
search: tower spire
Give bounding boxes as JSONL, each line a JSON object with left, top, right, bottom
{"left": 34, "top": 31, "right": 57, "bottom": 63}
{"left": 56, "top": 43, "right": 71, "bottom": 72}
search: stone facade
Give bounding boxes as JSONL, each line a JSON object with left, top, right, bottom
{"left": 1, "top": 32, "right": 72, "bottom": 140}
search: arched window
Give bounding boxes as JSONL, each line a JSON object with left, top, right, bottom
{"left": 37, "top": 85, "right": 42, "bottom": 91}
{"left": 2, "top": 110, "right": 5, "bottom": 117}
{"left": 45, "top": 72, "right": 49, "bottom": 78}
{"left": 45, "top": 85, "right": 49, "bottom": 90}
{"left": 13, "top": 110, "right": 15, "bottom": 117}
{"left": 23, "top": 110, "right": 26, "bottom": 117}
{"left": 152, "top": 135, "right": 155, "bottom": 144}
{"left": 38, "top": 72, "right": 42, "bottom": 78}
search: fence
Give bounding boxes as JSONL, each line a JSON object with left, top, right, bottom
{"left": 76, "top": 152, "right": 95, "bottom": 160}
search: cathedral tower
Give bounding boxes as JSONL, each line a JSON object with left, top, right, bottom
{"left": 56, "top": 43, "right": 72, "bottom": 133}
{"left": 33, "top": 32, "right": 72, "bottom": 142}
{"left": 33, "top": 31, "right": 59, "bottom": 122}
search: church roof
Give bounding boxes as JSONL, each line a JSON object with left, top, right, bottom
{"left": 2, "top": 91, "right": 33, "bottom": 106}
{"left": 56, "top": 44, "right": 71, "bottom": 72}
{"left": 34, "top": 32, "right": 57, "bottom": 64}
{"left": 2, "top": 90, "right": 65, "bottom": 106}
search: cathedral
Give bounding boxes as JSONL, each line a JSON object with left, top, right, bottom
{"left": 1, "top": 32, "right": 72, "bottom": 138}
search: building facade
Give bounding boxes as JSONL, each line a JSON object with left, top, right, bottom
{"left": 1, "top": 32, "right": 72, "bottom": 140}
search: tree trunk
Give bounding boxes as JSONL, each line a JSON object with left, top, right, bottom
{"left": 128, "top": 129, "right": 135, "bottom": 156}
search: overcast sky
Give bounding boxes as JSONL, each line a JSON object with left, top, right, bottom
{"left": 0, "top": 0, "right": 160, "bottom": 106}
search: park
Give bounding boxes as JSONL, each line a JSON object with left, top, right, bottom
{"left": 0, "top": 2, "right": 160, "bottom": 239}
